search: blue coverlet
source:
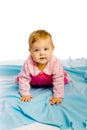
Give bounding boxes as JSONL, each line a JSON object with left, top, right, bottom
{"left": 0, "top": 64, "right": 87, "bottom": 130}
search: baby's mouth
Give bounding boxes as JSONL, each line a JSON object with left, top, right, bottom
{"left": 39, "top": 57, "right": 46, "bottom": 60}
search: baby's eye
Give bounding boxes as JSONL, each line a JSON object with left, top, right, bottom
{"left": 44, "top": 48, "right": 49, "bottom": 51}
{"left": 34, "top": 49, "right": 39, "bottom": 52}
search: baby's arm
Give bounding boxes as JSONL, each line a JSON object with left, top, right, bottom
{"left": 18, "top": 60, "right": 33, "bottom": 102}
{"left": 50, "top": 59, "right": 64, "bottom": 104}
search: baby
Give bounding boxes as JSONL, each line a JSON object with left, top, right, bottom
{"left": 16, "top": 29, "right": 70, "bottom": 104}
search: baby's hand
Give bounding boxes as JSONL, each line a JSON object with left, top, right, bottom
{"left": 20, "top": 95, "right": 33, "bottom": 102}
{"left": 49, "top": 97, "right": 62, "bottom": 104}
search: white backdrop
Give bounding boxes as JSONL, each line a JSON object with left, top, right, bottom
{"left": 0, "top": 0, "right": 87, "bottom": 61}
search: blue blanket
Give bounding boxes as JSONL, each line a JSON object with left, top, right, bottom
{"left": 0, "top": 64, "right": 87, "bottom": 130}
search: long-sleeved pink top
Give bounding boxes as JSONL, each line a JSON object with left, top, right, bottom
{"left": 16, "top": 55, "right": 70, "bottom": 98}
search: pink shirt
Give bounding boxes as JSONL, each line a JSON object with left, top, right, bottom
{"left": 16, "top": 55, "right": 70, "bottom": 98}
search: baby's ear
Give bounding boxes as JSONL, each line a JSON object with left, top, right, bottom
{"left": 52, "top": 45, "right": 55, "bottom": 50}
{"left": 28, "top": 48, "right": 31, "bottom": 52}
{"left": 53, "top": 45, "right": 55, "bottom": 49}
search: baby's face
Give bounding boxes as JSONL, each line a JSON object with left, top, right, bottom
{"left": 30, "top": 38, "right": 54, "bottom": 65}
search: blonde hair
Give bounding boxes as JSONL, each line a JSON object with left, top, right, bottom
{"left": 28, "top": 29, "right": 54, "bottom": 48}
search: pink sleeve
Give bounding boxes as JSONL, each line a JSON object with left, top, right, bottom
{"left": 52, "top": 60, "right": 64, "bottom": 98}
{"left": 18, "top": 60, "right": 31, "bottom": 96}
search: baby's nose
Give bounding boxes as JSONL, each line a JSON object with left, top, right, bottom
{"left": 40, "top": 50, "right": 45, "bottom": 55}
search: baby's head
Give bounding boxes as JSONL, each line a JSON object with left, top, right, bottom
{"left": 28, "top": 29, "right": 54, "bottom": 49}
{"left": 28, "top": 29, "right": 54, "bottom": 64}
